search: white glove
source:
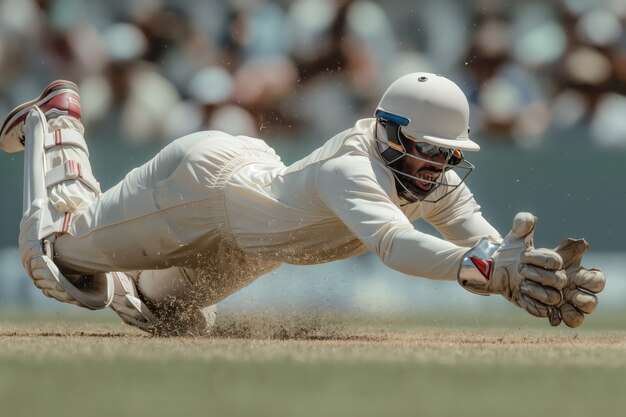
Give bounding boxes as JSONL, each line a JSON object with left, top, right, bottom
{"left": 548, "top": 239, "right": 606, "bottom": 327}
{"left": 458, "top": 212, "right": 567, "bottom": 318}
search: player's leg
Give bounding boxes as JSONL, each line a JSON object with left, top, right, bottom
{"left": 51, "top": 130, "right": 238, "bottom": 274}
{"left": 110, "top": 250, "right": 280, "bottom": 336}
{"left": 3, "top": 81, "right": 115, "bottom": 308}
{"left": 110, "top": 268, "right": 217, "bottom": 336}
{"left": 3, "top": 82, "right": 228, "bottom": 310}
{"left": 51, "top": 123, "right": 283, "bottom": 275}
{"left": 2, "top": 81, "right": 230, "bottom": 277}
{"left": 4, "top": 82, "right": 282, "bottom": 320}
{"left": 0, "top": 80, "right": 82, "bottom": 153}
{"left": 1, "top": 81, "right": 97, "bottom": 213}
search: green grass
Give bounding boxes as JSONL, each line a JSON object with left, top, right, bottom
{"left": 0, "top": 310, "right": 624, "bottom": 417}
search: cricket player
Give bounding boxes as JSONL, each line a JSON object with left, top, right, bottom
{"left": 1, "top": 73, "right": 605, "bottom": 336}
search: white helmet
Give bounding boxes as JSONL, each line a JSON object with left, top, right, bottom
{"left": 374, "top": 72, "right": 478, "bottom": 203}
{"left": 377, "top": 72, "right": 479, "bottom": 150}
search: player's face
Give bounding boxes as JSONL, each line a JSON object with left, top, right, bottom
{"left": 401, "top": 141, "right": 448, "bottom": 192}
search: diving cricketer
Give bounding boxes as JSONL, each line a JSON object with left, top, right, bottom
{"left": 1, "top": 73, "right": 605, "bottom": 335}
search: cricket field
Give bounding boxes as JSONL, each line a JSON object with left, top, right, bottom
{"left": 0, "top": 309, "right": 624, "bottom": 417}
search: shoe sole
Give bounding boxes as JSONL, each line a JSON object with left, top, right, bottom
{"left": 0, "top": 80, "right": 79, "bottom": 137}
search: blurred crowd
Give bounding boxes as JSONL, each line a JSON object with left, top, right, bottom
{"left": 0, "top": 0, "right": 625, "bottom": 151}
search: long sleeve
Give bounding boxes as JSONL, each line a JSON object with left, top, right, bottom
{"left": 423, "top": 176, "right": 501, "bottom": 248}
{"left": 316, "top": 153, "right": 468, "bottom": 280}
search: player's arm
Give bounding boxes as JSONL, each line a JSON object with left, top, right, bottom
{"left": 317, "top": 154, "right": 472, "bottom": 280}
{"left": 422, "top": 172, "right": 500, "bottom": 247}
{"left": 317, "top": 156, "right": 605, "bottom": 326}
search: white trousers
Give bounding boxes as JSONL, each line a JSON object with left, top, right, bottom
{"left": 54, "top": 131, "right": 280, "bottom": 305}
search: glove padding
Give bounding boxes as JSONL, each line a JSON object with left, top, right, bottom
{"left": 548, "top": 239, "right": 606, "bottom": 328}
{"left": 493, "top": 213, "right": 569, "bottom": 316}
{"left": 459, "top": 212, "right": 567, "bottom": 318}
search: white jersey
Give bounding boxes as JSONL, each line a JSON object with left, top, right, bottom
{"left": 55, "top": 118, "right": 499, "bottom": 283}
{"left": 225, "top": 118, "right": 499, "bottom": 280}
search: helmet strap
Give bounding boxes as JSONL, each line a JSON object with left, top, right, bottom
{"left": 377, "top": 118, "right": 405, "bottom": 165}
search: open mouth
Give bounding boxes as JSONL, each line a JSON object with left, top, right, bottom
{"left": 412, "top": 170, "right": 440, "bottom": 191}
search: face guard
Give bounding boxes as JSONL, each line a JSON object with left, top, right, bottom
{"left": 374, "top": 110, "right": 475, "bottom": 203}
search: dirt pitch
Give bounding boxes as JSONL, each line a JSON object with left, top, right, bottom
{"left": 1, "top": 310, "right": 625, "bottom": 417}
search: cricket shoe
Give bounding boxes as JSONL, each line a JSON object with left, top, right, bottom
{"left": 110, "top": 271, "right": 217, "bottom": 337}
{"left": 0, "top": 80, "right": 81, "bottom": 153}
{"left": 110, "top": 271, "right": 159, "bottom": 334}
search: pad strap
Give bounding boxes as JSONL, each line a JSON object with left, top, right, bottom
{"left": 45, "top": 160, "right": 101, "bottom": 194}
{"left": 38, "top": 127, "right": 98, "bottom": 237}
{"left": 44, "top": 129, "right": 90, "bottom": 156}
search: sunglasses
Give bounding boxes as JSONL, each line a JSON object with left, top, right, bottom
{"left": 413, "top": 141, "right": 454, "bottom": 159}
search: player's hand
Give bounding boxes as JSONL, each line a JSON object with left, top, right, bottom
{"left": 458, "top": 212, "right": 567, "bottom": 318}
{"left": 548, "top": 239, "right": 605, "bottom": 327}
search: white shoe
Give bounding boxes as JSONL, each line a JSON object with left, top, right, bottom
{"left": 110, "top": 272, "right": 159, "bottom": 333}
{"left": 1, "top": 80, "right": 81, "bottom": 153}
{"left": 110, "top": 271, "right": 217, "bottom": 337}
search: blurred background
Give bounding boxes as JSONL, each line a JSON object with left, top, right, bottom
{"left": 0, "top": 0, "right": 624, "bottom": 316}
